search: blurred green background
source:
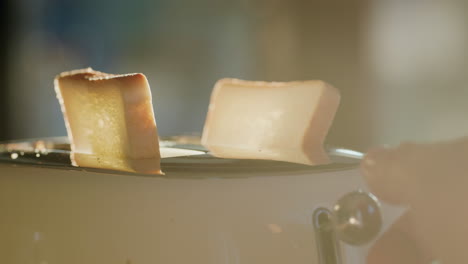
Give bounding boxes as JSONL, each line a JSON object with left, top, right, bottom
{"left": 1, "top": 0, "right": 467, "bottom": 151}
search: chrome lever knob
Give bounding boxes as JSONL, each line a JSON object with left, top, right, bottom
{"left": 332, "top": 190, "right": 382, "bottom": 246}
{"left": 313, "top": 190, "right": 382, "bottom": 264}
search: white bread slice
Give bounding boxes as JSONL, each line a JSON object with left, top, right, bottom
{"left": 201, "top": 79, "right": 340, "bottom": 165}
{"left": 54, "top": 68, "right": 162, "bottom": 174}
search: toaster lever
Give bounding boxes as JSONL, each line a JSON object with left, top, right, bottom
{"left": 313, "top": 207, "right": 343, "bottom": 264}
{"left": 313, "top": 190, "right": 382, "bottom": 264}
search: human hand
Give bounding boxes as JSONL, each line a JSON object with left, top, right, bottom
{"left": 361, "top": 137, "right": 468, "bottom": 264}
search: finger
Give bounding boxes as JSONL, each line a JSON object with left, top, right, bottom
{"left": 367, "top": 212, "right": 432, "bottom": 264}
{"left": 360, "top": 145, "right": 412, "bottom": 205}
{"left": 361, "top": 140, "right": 468, "bottom": 205}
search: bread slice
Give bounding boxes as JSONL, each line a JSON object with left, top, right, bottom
{"left": 54, "top": 68, "right": 162, "bottom": 174}
{"left": 201, "top": 79, "right": 340, "bottom": 165}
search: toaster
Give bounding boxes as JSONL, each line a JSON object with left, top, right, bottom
{"left": 0, "top": 137, "right": 395, "bottom": 264}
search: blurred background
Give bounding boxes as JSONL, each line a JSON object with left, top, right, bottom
{"left": 1, "top": 0, "right": 467, "bottom": 151}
